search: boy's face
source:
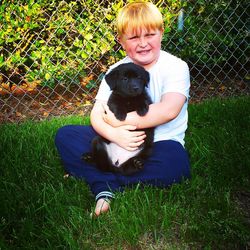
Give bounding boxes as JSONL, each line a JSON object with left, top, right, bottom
{"left": 118, "top": 28, "right": 163, "bottom": 69}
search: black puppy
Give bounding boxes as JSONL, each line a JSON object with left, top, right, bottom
{"left": 82, "top": 63, "right": 154, "bottom": 175}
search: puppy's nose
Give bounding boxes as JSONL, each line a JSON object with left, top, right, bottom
{"left": 132, "top": 86, "right": 140, "bottom": 94}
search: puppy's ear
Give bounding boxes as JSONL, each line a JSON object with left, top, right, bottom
{"left": 105, "top": 68, "right": 119, "bottom": 90}
{"left": 142, "top": 69, "right": 150, "bottom": 86}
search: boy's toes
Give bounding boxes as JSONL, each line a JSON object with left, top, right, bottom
{"left": 92, "top": 198, "right": 111, "bottom": 217}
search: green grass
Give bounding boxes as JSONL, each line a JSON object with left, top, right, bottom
{"left": 0, "top": 97, "right": 249, "bottom": 249}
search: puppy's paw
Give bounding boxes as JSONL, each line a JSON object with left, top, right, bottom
{"left": 115, "top": 112, "right": 127, "bottom": 121}
{"left": 133, "top": 158, "right": 144, "bottom": 170}
{"left": 137, "top": 106, "right": 149, "bottom": 116}
{"left": 82, "top": 152, "right": 93, "bottom": 163}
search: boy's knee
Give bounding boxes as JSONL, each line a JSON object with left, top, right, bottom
{"left": 55, "top": 125, "right": 73, "bottom": 145}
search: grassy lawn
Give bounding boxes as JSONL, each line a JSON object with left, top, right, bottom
{"left": 0, "top": 96, "right": 249, "bottom": 249}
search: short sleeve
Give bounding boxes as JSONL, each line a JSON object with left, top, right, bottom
{"left": 95, "top": 78, "right": 112, "bottom": 101}
{"left": 162, "top": 60, "right": 190, "bottom": 99}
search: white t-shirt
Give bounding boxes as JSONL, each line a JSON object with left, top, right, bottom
{"left": 95, "top": 50, "right": 190, "bottom": 146}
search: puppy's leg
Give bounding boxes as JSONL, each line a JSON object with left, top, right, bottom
{"left": 82, "top": 137, "right": 111, "bottom": 171}
{"left": 136, "top": 103, "right": 149, "bottom": 116}
{"left": 82, "top": 136, "right": 102, "bottom": 163}
{"left": 137, "top": 128, "right": 154, "bottom": 159}
{"left": 110, "top": 106, "right": 127, "bottom": 121}
{"left": 91, "top": 137, "right": 115, "bottom": 172}
{"left": 135, "top": 95, "right": 151, "bottom": 117}
{"left": 108, "top": 97, "right": 128, "bottom": 121}
{"left": 117, "top": 156, "right": 144, "bottom": 176}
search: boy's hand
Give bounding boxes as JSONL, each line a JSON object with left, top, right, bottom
{"left": 111, "top": 125, "right": 146, "bottom": 151}
{"left": 101, "top": 104, "right": 146, "bottom": 151}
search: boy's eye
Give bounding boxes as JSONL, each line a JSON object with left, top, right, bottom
{"left": 128, "top": 36, "right": 138, "bottom": 40}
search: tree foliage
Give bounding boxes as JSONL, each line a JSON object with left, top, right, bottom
{"left": 165, "top": 0, "right": 249, "bottom": 66}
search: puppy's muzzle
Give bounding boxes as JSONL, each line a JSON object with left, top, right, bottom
{"left": 129, "top": 86, "right": 142, "bottom": 96}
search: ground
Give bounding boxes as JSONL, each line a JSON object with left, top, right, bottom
{"left": 0, "top": 73, "right": 249, "bottom": 247}
{"left": 0, "top": 76, "right": 248, "bottom": 123}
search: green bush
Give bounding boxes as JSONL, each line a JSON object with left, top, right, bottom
{"left": 0, "top": 0, "right": 248, "bottom": 88}
{"left": 164, "top": 0, "right": 249, "bottom": 66}
{"left": 0, "top": 0, "right": 118, "bottom": 87}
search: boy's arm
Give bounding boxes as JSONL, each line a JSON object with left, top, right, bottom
{"left": 103, "top": 92, "right": 186, "bottom": 129}
{"left": 90, "top": 101, "right": 146, "bottom": 151}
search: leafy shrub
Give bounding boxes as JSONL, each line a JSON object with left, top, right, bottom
{"left": 163, "top": 0, "right": 249, "bottom": 67}
{"left": 0, "top": 0, "right": 248, "bottom": 89}
{"left": 0, "top": 0, "right": 117, "bottom": 87}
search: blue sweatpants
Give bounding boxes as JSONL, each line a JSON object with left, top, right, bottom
{"left": 55, "top": 125, "right": 190, "bottom": 201}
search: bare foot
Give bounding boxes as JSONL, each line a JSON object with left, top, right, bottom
{"left": 91, "top": 198, "right": 110, "bottom": 218}
{"left": 63, "top": 173, "right": 69, "bottom": 179}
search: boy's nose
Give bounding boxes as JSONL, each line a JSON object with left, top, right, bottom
{"left": 138, "top": 37, "right": 147, "bottom": 47}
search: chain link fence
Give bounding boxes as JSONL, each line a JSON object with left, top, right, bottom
{"left": 0, "top": 0, "right": 249, "bottom": 123}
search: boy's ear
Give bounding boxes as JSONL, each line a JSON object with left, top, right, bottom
{"left": 105, "top": 69, "right": 118, "bottom": 90}
{"left": 117, "top": 35, "right": 125, "bottom": 49}
{"left": 117, "top": 35, "right": 121, "bottom": 44}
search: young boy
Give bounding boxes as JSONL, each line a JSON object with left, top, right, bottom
{"left": 55, "top": 1, "right": 191, "bottom": 217}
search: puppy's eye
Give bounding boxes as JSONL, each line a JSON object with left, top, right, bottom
{"left": 122, "top": 77, "right": 128, "bottom": 82}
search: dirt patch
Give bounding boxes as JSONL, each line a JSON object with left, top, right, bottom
{"left": 0, "top": 76, "right": 249, "bottom": 124}
{"left": 0, "top": 84, "right": 96, "bottom": 123}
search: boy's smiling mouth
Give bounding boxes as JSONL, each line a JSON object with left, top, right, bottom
{"left": 137, "top": 49, "right": 151, "bottom": 55}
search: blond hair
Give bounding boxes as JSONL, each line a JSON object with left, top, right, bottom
{"left": 116, "top": 1, "right": 163, "bottom": 36}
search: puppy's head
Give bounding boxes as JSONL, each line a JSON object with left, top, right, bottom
{"left": 105, "top": 63, "right": 150, "bottom": 97}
